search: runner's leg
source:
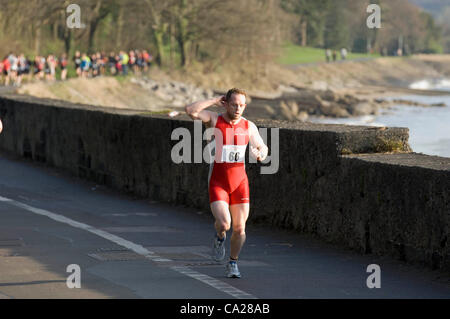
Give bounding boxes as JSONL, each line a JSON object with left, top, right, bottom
{"left": 229, "top": 203, "right": 249, "bottom": 260}
{"left": 210, "top": 200, "right": 231, "bottom": 239}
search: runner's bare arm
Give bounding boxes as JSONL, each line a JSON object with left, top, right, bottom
{"left": 249, "top": 121, "right": 268, "bottom": 162}
{"left": 184, "top": 96, "right": 224, "bottom": 126}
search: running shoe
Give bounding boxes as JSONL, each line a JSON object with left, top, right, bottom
{"left": 212, "top": 234, "right": 226, "bottom": 262}
{"left": 226, "top": 261, "right": 241, "bottom": 278}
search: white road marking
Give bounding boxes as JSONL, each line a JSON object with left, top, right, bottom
{"left": 0, "top": 292, "right": 12, "bottom": 299}
{"left": 0, "top": 196, "right": 256, "bottom": 299}
{"left": 172, "top": 266, "right": 256, "bottom": 299}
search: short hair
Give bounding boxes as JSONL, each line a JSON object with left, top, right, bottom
{"left": 226, "top": 88, "right": 247, "bottom": 102}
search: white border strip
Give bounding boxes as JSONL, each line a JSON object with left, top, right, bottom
{"left": 0, "top": 195, "right": 256, "bottom": 299}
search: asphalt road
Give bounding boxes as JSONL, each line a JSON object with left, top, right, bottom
{"left": 0, "top": 151, "right": 449, "bottom": 299}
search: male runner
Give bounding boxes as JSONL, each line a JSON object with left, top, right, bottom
{"left": 185, "top": 88, "right": 268, "bottom": 278}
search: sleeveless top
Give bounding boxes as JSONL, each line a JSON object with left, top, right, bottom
{"left": 208, "top": 115, "right": 250, "bottom": 192}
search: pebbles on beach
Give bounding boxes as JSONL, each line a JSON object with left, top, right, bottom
{"left": 131, "top": 77, "right": 214, "bottom": 107}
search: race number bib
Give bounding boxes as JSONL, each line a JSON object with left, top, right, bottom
{"left": 221, "top": 145, "right": 247, "bottom": 163}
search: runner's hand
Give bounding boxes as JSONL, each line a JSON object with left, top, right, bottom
{"left": 216, "top": 95, "right": 226, "bottom": 108}
{"left": 250, "top": 146, "right": 263, "bottom": 161}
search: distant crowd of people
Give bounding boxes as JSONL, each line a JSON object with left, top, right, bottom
{"left": 325, "top": 48, "right": 348, "bottom": 62}
{"left": 72, "top": 49, "right": 153, "bottom": 78}
{"left": 0, "top": 49, "right": 153, "bottom": 86}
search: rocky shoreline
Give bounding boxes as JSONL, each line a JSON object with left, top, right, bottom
{"left": 129, "top": 77, "right": 215, "bottom": 108}
{"left": 250, "top": 87, "right": 448, "bottom": 122}
{"left": 130, "top": 76, "right": 449, "bottom": 122}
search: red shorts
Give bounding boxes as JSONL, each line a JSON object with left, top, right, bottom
{"left": 209, "top": 176, "right": 250, "bottom": 205}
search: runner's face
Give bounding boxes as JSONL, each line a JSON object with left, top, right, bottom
{"left": 226, "top": 94, "right": 246, "bottom": 120}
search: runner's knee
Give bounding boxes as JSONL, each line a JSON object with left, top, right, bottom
{"left": 217, "top": 221, "right": 231, "bottom": 232}
{"left": 232, "top": 224, "right": 246, "bottom": 236}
